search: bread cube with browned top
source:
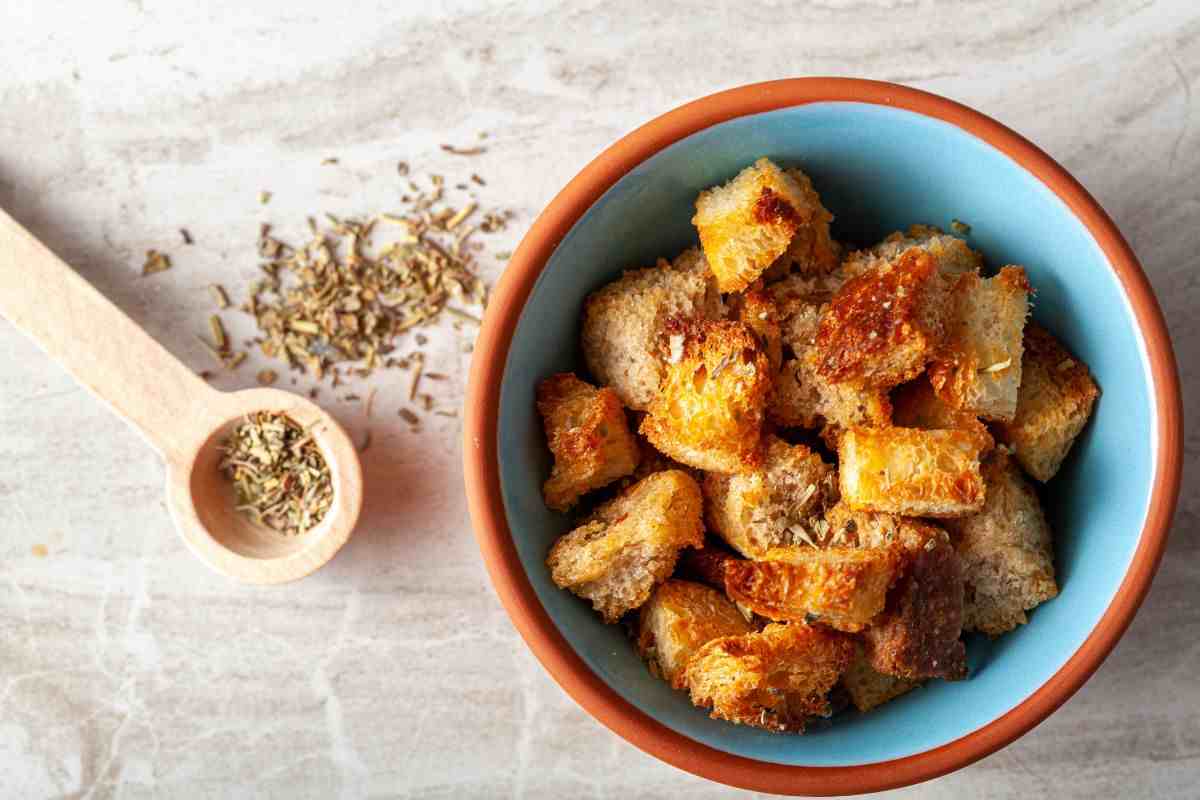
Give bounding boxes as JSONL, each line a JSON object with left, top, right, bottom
{"left": 640, "top": 319, "right": 770, "bottom": 474}
{"left": 838, "top": 426, "right": 988, "bottom": 517}
{"left": 693, "top": 159, "right": 830, "bottom": 293}
{"left": 928, "top": 266, "right": 1030, "bottom": 421}
{"left": 703, "top": 436, "right": 840, "bottom": 558}
{"left": 843, "top": 224, "right": 983, "bottom": 280}
{"left": 546, "top": 470, "right": 704, "bottom": 623}
{"left": 813, "top": 249, "right": 949, "bottom": 389}
{"left": 582, "top": 247, "right": 723, "bottom": 411}
{"left": 724, "top": 545, "right": 898, "bottom": 632}
{"left": 636, "top": 580, "right": 754, "bottom": 688}
{"left": 536, "top": 373, "right": 640, "bottom": 512}
{"left": 891, "top": 376, "right": 993, "bottom": 446}
{"left": 684, "top": 622, "right": 854, "bottom": 732}
{"left": 943, "top": 450, "right": 1058, "bottom": 635}
{"left": 995, "top": 324, "right": 1099, "bottom": 482}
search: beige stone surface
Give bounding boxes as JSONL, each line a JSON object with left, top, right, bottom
{"left": 1, "top": 1, "right": 1197, "bottom": 797}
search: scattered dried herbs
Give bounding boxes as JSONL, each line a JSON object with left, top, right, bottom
{"left": 209, "top": 284, "right": 230, "bottom": 309}
{"left": 219, "top": 412, "right": 332, "bottom": 535}
{"left": 142, "top": 249, "right": 171, "bottom": 275}
{"left": 180, "top": 228, "right": 194, "bottom": 245}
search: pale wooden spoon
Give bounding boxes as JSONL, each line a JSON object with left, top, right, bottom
{"left": 0, "top": 208, "right": 363, "bottom": 584}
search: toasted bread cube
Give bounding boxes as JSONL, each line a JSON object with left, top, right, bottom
{"left": 536, "top": 373, "right": 640, "bottom": 511}
{"left": 704, "top": 436, "right": 840, "bottom": 557}
{"left": 693, "top": 159, "right": 828, "bottom": 293}
{"left": 684, "top": 622, "right": 854, "bottom": 732}
{"left": 731, "top": 288, "right": 782, "bottom": 372}
{"left": 676, "top": 545, "right": 762, "bottom": 625}
{"left": 781, "top": 168, "right": 841, "bottom": 275}
{"left": 995, "top": 324, "right": 1099, "bottom": 482}
{"left": 928, "top": 267, "right": 1030, "bottom": 421}
{"left": 844, "top": 224, "right": 983, "bottom": 280}
{"left": 862, "top": 529, "right": 967, "bottom": 681}
{"left": 640, "top": 320, "right": 770, "bottom": 474}
{"left": 581, "top": 248, "right": 723, "bottom": 410}
{"left": 838, "top": 426, "right": 987, "bottom": 517}
{"left": 813, "top": 249, "right": 948, "bottom": 388}
{"left": 891, "top": 376, "right": 993, "bottom": 446}
{"left": 546, "top": 470, "right": 704, "bottom": 622}
{"left": 842, "top": 648, "right": 919, "bottom": 712}
{"left": 943, "top": 451, "right": 1058, "bottom": 635}
{"left": 724, "top": 546, "right": 898, "bottom": 632}
{"left": 636, "top": 580, "right": 754, "bottom": 688}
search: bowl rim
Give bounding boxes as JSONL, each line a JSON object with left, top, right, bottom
{"left": 463, "top": 77, "right": 1182, "bottom": 795}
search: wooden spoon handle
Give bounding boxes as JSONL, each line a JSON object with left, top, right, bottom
{"left": 0, "top": 207, "right": 224, "bottom": 464}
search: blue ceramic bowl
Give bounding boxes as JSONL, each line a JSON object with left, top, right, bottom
{"left": 465, "top": 79, "right": 1180, "bottom": 795}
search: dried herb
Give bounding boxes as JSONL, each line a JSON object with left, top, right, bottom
{"left": 142, "top": 249, "right": 171, "bottom": 275}
{"left": 219, "top": 412, "right": 332, "bottom": 535}
{"left": 259, "top": 190, "right": 273, "bottom": 205}
{"left": 209, "top": 284, "right": 230, "bottom": 309}
{"left": 180, "top": 228, "right": 194, "bottom": 245}
{"left": 257, "top": 369, "right": 278, "bottom": 385}
{"left": 440, "top": 143, "right": 487, "bottom": 156}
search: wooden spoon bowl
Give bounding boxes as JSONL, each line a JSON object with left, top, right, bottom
{"left": 0, "top": 208, "right": 363, "bottom": 584}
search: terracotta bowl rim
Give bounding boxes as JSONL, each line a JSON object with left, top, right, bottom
{"left": 462, "top": 77, "right": 1182, "bottom": 795}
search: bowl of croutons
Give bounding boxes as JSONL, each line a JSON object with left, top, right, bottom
{"left": 464, "top": 78, "right": 1181, "bottom": 795}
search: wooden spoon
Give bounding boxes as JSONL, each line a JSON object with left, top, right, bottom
{"left": 0, "top": 208, "right": 363, "bottom": 584}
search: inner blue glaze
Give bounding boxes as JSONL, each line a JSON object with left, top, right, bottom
{"left": 496, "top": 102, "right": 1153, "bottom": 766}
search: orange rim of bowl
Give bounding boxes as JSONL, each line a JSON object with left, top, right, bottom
{"left": 462, "top": 78, "right": 1182, "bottom": 796}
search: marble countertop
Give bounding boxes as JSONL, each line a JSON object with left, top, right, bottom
{"left": 2, "top": 1, "right": 1197, "bottom": 797}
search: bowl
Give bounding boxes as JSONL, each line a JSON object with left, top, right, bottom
{"left": 463, "top": 78, "right": 1182, "bottom": 795}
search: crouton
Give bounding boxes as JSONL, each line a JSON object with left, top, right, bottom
{"left": 995, "top": 324, "right": 1099, "bottom": 482}
{"left": 546, "top": 470, "right": 704, "bottom": 622}
{"left": 724, "top": 546, "right": 898, "bottom": 632}
{"left": 636, "top": 580, "right": 754, "bottom": 688}
{"left": 891, "top": 376, "right": 993, "bottom": 446}
{"left": 943, "top": 451, "right": 1058, "bottom": 635}
{"left": 813, "top": 249, "right": 948, "bottom": 388}
{"left": 684, "top": 622, "right": 854, "bottom": 732}
{"left": 862, "top": 529, "right": 967, "bottom": 681}
{"left": 730, "top": 287, "right": 782, "bottom": 372}
{"left": 823, "top": 501, "right": 925, "bottom": 550}
{"left": 838, "top": 426, "right": 987, "bottom": 517}
{"left": 843, "top": 225, "right": 983, "bottom": 280}
{"left": 928, "top": 266, "right": 1030, "bottom": 421}
{"left": 781, "top": 168, "right": 841, "bottom": 275}
{"left": 693, "top": 159, "right": 830, "bottom": 293}
{"left": 842, "top": 648, "right": 919, "bottom": 712}
{"left": 536, "top": 373, "right": 640, "bottom": 511}
{"left": 581, "top": 247, "right": 723, "bottom": 410}
{"left": 640, "top": 320, "right": 770, "bottom": 474}
{"left": 703, "top": 436, "right": 840, "bottom": 557}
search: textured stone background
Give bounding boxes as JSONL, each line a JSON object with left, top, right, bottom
{"left": 1, "top": 1, "right": 1196, "bottom": 798}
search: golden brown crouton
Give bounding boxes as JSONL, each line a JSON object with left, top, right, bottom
{"left": 838, "top": 426, "right": 988, "bottom": 517}
{"left": 943, "top": 451, "right": 1058, "bottom": 635}
{"left": 546, "top": 470, "right": 704, "bottom": 622}
{"left": 581, "top": 248, "right": 723, "bottom": 410}
{"left": 536, "top": 373, "right": 640, "bottom": 511}
{"left": 724, "top": 546, "right": 898, "bottom": 632}
{"left": 928, "top": 266, "right": 1030, "bottom": 421}
{"left": 693, "top": 159, "right": 829, "bottom": 293}
{"left": 636, "top": 580, "right": 753, "bottom": 688}
{"left": 730, "top": 287, "right": 783, "bottom": 372}
{"left": 684, "top": 622, "right": 854, "bottom": 732}
{"left": 841, "top": 648, "right": 920, "bottom": 712}
{"left": 862, "top": 530, "right": 967, "bottom": 681}
{"left": 640, "top": 320, "right": 770, "bottom": 474}
{"left": 703, "top": 436, "right": 840, "bottom": 557}
{"left": 891, "top": 376, "right": 994, "bottom": 446}
{"left": 994, "top": 324, "right": 1099, "bottom": 482}
{"left": 780, "top": 168, "right": 841, "bottom": 276}
{"left": 813, "top": 249, "right": 948, "bottom": 388}
{"left": 843, "top": 225, "right": 983, "bottom": 280}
